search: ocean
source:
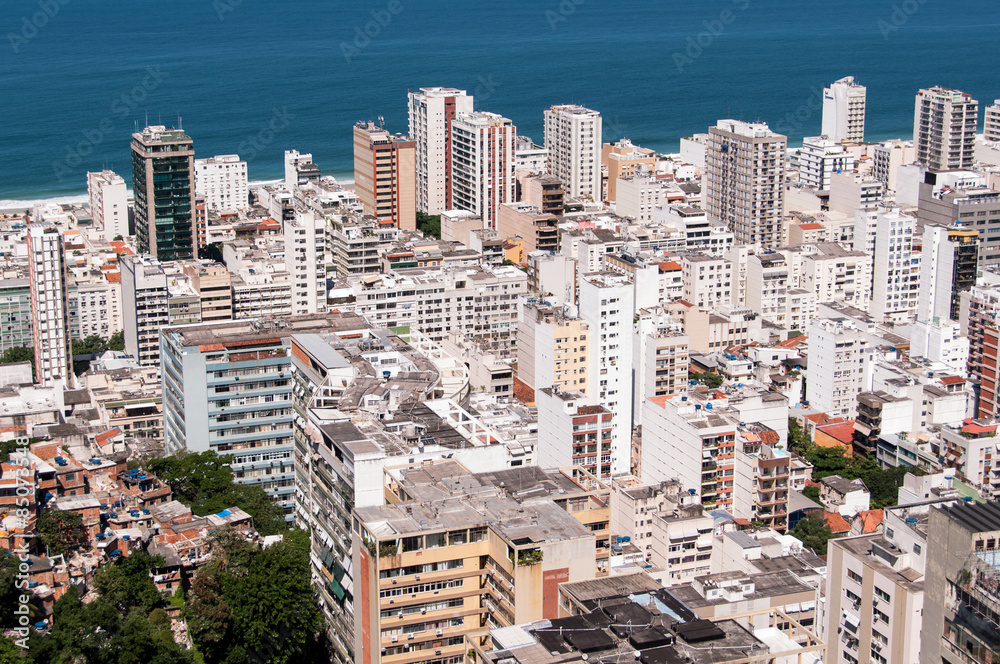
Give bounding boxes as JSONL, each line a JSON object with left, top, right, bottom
{"left": 3, "top": 0, "right": 999, "bottom": 203}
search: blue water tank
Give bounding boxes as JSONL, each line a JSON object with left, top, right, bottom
{"left": 706, "top": 403, "right": 713, "bottom": 410}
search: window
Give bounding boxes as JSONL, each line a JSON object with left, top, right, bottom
{"left": 847, "top": 569, "right": 863, "bottom": 584}
{"left": 875, "top": 587, "right": 891, "bottom": 603}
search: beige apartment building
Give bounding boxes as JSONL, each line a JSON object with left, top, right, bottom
{"left": 516, "top": 301, "right": 589, "bottom": 393}
{"left": 352, "top": 488, "right": 596, "bottom": 664}
{"left": 182, "top": 261, "right": 232, "bottom": 322}
{"left": 601, "top": 138, "right": 655, "bottom": 203}
{"left": 353, "top": 120, "right": 417, "bottom": 231}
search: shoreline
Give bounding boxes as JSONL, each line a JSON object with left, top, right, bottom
{"left": 0, "top": 176, "right": 356, "bottom": 213}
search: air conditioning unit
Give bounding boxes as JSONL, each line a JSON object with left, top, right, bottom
{"left": 391, "top": 636, "right": 398, "bottom": 643}
{"left": 391, "top": 578, "right": 397, "bottom": 584}
{"left": 415, "top": 575, "right": 420, "bottom": 581}
{"left": 389, "top": 599, "right": 394, "bottom": 604}
{"left": 397, "top": 612, "right": 403, "bottom": 618}
{"left": 435, "top": 650, "right": 442, "bottom": 656}
{"left": 407, "top": 634, "right": 414, "bottom": 640}
{"left": 421, "top": 608, "right": 426, "bottom": 614}
{"left": 436, "top": 629, "right": 443, "bottom": 637}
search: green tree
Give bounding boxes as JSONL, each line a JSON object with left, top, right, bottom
{"left": 0, "top": 636, "right": 20, "bottom": 664}
{"left": 199, "top": 243, "right": 224, "bottom": 264}
{"left": 802, "top": 485, "right": 821, "bottom": 503}
{"left": 0, "top": 553, "right": 27, "bottom": 629}
{"left": 791, "top": 511, "right": 837, "bottom": 556}
{"left": 416, "top": 211, "right": 441, "bottom": 239}
{"left": 787, "top": 417, "right": 812, "bottom": 455}
{"left": 92, "top": 552, "right": 166, "bottom": 615}
{"left": 0, "top": 346, "right": 33, "bottom": 367}
{"left": 806, "top": 445, "right": 851, "bottom": 478}
{"left": 36, "top": 510, "right": 89, "bottom": 556}
{"left": 144, "top": 451, "right": 286, "bottom": 536}
{"left": 187, "top": 528, "right": 325, "bottom": 664}
{"left": 690, "top": 372, "right": 723, "bottom": 389}
{"left": 109, "top": 330, "right": 125, "bottom": 352}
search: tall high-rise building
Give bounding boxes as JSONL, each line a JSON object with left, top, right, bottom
{"left": 806, "top": 317, "right": 873, "bottom": 420}
{"left": 120, "top": 254, "right": 168, "bottom": 367}
{"left": 450, "top": 112, "right": 515, "bottom": 229}
{"left": 914, "top": 87, "right": 978, "bottom": 171}
{"left": 407, "top": 87, "right": 474, "bottom": 214}
{"left": 194, "top": 154, "right": 248, "bottom": 212}
{"left": 922, "top": 500, "right": 1000, "bottom": 664}
{"left": 705, "top": 120, "right": 786, "bottom": 249}
{"left": 543, "top": 104, "right": 602, "bottom": 202}
{"left": 986, "top": 100, "right": 1000, "bottom": 143}
{"left": 578, "top": 272, "right": 633, "bottom": 476}
{"left": 87, "top": 170, "right": 129, "bottom": 242}
{"left": 352, "top": 120, "right": 416, "bottom": 231}
{"left": 917, "top": 224, "right": 978, "bottom": 322}
{"left": 131, "top": 125, "right": 196, "bottom": 261}
{"left": 26, "top": 224, "right": 72, "bottom": 387}
{"left": 822, "top": 76, "right": 867, "bottom": 143}
{"left": 865, "top": 206, "right": 921, "bottom": 323}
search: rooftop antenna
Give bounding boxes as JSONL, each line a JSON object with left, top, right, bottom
{"left": 144, "top": 111, "right": 148, "bottom": 129}
{"left": 178, "top": 115, "right": 183, "bottom": 130}
{"left": 378, "top": 115, "right": 385, "bottom": 128}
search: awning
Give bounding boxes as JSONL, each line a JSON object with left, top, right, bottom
{"left": 843, "top": 611, "right": 860, "bottom": 630}
{"left": 854, "top": 422, "right": 872, "bottom": 437}
{"left": 696, "top": 538, "right": 712, "bottom": 549}
{"left": 800, "top": 601, "right": 816, "bottom": 611}
{"left": 329, "top": 578, "right": 346, "bottom": 600}
{"left": 670, "top": 529, "right": 699, "bottom": 541}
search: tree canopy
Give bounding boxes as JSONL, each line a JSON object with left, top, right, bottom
{"left": 0, "top": 346, "right": 33, "bottom": 368}
{"left": 143, "top": 451, "right": 286, "bottom": 536}
{"left": 416, "top": 211, "right": 441, "bottom": 239}
{"left": 185, "top": 527, "right": 327, "bottom": 664}
{"left": 36, "top": 510, "right": 89, "bottom": 557}
{"left": 690, "top": 372, "right": 723, "bottom": 389}
{"left": 791, "top": 511, "right": 837, "bottom": 556}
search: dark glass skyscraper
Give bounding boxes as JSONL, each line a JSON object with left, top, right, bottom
{"left": 131, "top": 126, "right": 196, "bottom": 261}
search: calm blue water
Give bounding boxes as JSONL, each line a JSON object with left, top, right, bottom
{"left": 3, "top": 0, "right": 999, "bottom": 200}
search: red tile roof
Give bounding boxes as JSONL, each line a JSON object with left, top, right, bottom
{"left": 857, "top": 509, "right": 884, "bottom": 534}
{"left": 512, "top": 376, "right": 535, "bottom": 405}
{"left": 658, "top": 261, "right": 682, "bottom": 272}
{"left": 939, "top": 375, "right": 965, "bottom": 385}
{"left": 816, "top": 421, "right": 856, "bottom": 445}
{"left": 797, "top": 223, "right": 824, "bottom": 230}
{"left": 824, "top": 511, "right": 851, "bottom": 534}
{"left": 962, "top": 420, "right": 997, "bottom": 436}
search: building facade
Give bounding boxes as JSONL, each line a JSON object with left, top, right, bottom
{"left": 87, "top": 170, "right": 129, "bottom": 242}
{"left": 353, "top": 121, "right": 417, "bottom": 231}
{"left": 543, "top": 105, "right": 602, "bottom": 202}
{"left": 408, "top": 87, "right": 474, "bottom": 213}
{"left": 26, "top": 224, "right": 72, "bottom": 387}
{"left": 450, "top": 112, "right": 515, "bottom": 230}
{"left": 914, "top": 87, "right": 978, "bottom": 171}
{"left": 132, "top": 125, "right": 196, "bottom": 261}
{"left": 822, "top": 75, "right": 867, "bottom": 143}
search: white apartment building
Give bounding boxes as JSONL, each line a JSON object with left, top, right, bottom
{"left": 822, "top": 76, "right": 867, "bottom": 143}
{"left": 535, "top": 387, "right": 613, "bottom": 480}
{"left": 120, "top": 254, "right": 168, "bottom": 368}
{"left": 705, "top": 120, "right": 786, "bottom": 249}
{"left": 579, "top": 272, "right": 634, "bottom": 475}
{"left": 823, "top": 502, "right": 939, "bottom": 664}
{"left": 918, "top": 224, "right": 979, "bottom": 323}
{"left": 747, "top": 252, "right": 789, "bottom": 329}
{"left": 800, "top": 242, "right": 872, "bottom": 311}
{"left": 615, "top": 173, "right": 662, "bottom": 223}
{"left": 451, "top": 112, "right": 515, "bottom": 229}
{"left": 631, "top": 316, "right": 689, "bottom": 426}
{"left": 337, "top": 265, "right": 527, "bottom": 354}
{"left": 87, "top": 170, "right": 128, "bottom": 242}
{"left": 798, "top": 136, "right": 855, "bottom": 192}
{"left": 867, "top": 207, "right": 920, "bottom": 323}
{"left": 914, "top": 87, "right": 978, "bottom": 171}
{"left": 986, "top": 100, "right": 1000, "bottom": 143}
{"left": 195, "top": 154, "right": 249, "bottom": 212}
{"left": 408, "top": 87, "right": 474, "bottom": 213}
{"left": 283, "top": 150, "right": 319, "bottom": 190}
{"left": 26, "top": 224, "right": 72, "bottom": 387}
{"left": 806, "top": 317, "right": 874, "bottom": 419}
{"left": 283, "top": 211, "right": 327, "bottom": 316}
{"left": 514, "top": 135, "right": 548, "bottom": 175}
{"left": 681, "top": 253, "right": 732, "bottom": 310}
{"left": 544, "top": 104, "right": 602, "bottom": 201}
{"left": 71, "top": 276, "right": 123, "bottom": 340}
{"left": 871, "top": 140, "right": 915, "bottom": 192}
{"left": 828, "top": 171, "right": 884, "bottom": 217}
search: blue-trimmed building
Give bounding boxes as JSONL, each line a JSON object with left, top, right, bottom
{"left": 159, "top": 312, "right": 367, "bottom": 520}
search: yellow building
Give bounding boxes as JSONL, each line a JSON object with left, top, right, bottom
{"left": 601, "top": 138, "right": 655, "bottom": 203}
{"left": 353, "top": 491, "right": 596, "bottom": 664}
